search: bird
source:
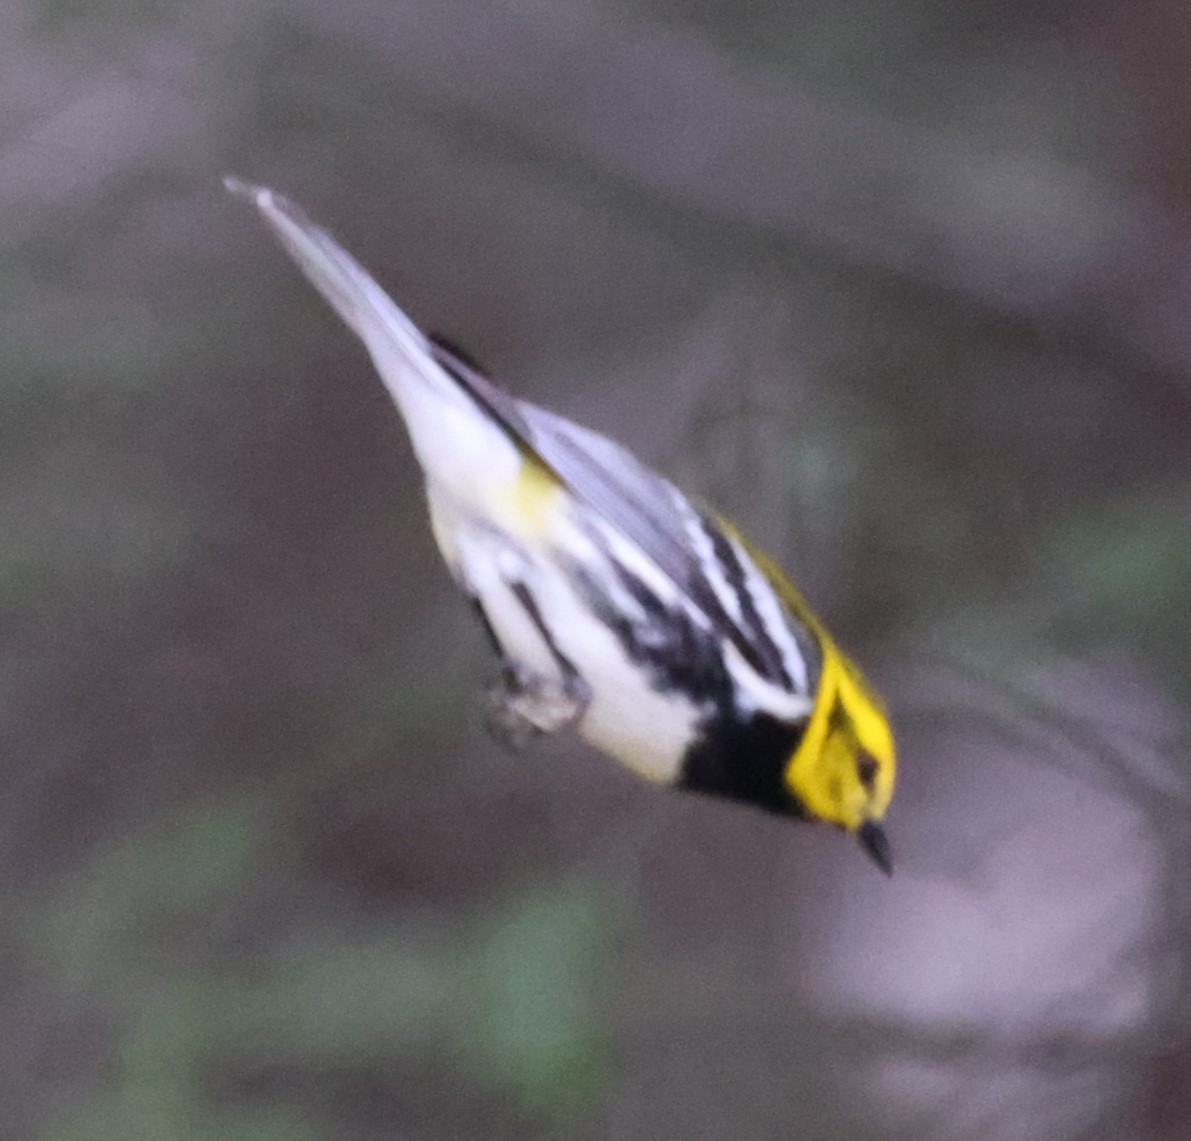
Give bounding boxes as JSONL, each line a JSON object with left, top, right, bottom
{"left": 226, "top": 178, "right": 896, "bottom": 873}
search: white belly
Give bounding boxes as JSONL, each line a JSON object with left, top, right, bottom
{"left": 428, "top": 488, "right": 700, "bottom": 784}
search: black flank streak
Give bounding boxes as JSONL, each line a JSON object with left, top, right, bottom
{"left": 569, "top": 561, "right": 731, "bottom": 707}
{"left": 701, "top": 518, "right": 791, "bottom": 686}
{"left": 567, "top": 547, "right": 807, "bottom": 817}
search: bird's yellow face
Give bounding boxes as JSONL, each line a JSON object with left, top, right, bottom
{"left": 784, "top": 643, "right": 896, "bottom": 855}
{"left": 722, "top": 531, "right": 897, "bottom": 868}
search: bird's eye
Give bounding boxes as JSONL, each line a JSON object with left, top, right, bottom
{"left": 856, "top": 753, "right": 878, "bottom": 789}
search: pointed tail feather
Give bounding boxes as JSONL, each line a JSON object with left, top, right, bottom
{"left": 227, "top": 178, "right": 546, "bottom": 504}
{"left": 224, "top": 177, "right": 460, "bottom": 411}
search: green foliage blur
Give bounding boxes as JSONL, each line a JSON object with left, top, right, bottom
{"left": 31, "top": 799, "right": 611, "bottom": 1138}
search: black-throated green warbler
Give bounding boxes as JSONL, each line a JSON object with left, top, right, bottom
{"left": 228, "top": 179, "right": 896, "bottom": 873}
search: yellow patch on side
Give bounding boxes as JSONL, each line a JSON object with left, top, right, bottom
{"left": 504, "top": 454, "right": 566, "bottom": 535}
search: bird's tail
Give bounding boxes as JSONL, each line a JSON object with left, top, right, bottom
{"left": 234, "top": 182, "right": 543, "bottom": 490}
{"left": 225, "top": 177, "right": 467, "bottom": 414}
{"left": 227, "top": 178, "right": 544, "bottom": 508}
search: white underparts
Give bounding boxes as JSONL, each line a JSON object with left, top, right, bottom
{"left": 429, "top": 488, "right": 701, "bottom": 784}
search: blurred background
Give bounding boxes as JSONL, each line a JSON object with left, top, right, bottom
{"left": 3, "top": 1, "right": 1190, "bottom": 1138}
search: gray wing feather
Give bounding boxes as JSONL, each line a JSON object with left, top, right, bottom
{"left": 523, "top": 406, "right": 797, "bottom": 684}
{"left": 520, "top": 405, "right": 706, "bottom": 594}
{"left": 429, "top": 339, "right": 785, "bottom": 683}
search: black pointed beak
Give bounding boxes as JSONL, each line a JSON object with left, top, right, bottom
{"left": 857, "top": 821, "right": 893, "bottom": 876}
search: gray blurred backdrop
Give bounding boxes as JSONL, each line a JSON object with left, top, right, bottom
{"left": 4, "top": 1, "right": 1190, "bottom": 1139}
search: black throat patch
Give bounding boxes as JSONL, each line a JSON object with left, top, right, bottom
{"left": 679, "top": 710, "right": 807, "bottom": 817}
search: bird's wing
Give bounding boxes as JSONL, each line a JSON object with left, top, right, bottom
{"left": 429, "top": 339, "right": 819, "bottom": 694}
{"left": 226, "top": 177, "right": 817, "bottom": 697}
